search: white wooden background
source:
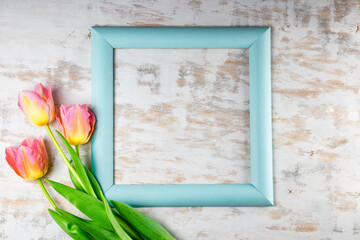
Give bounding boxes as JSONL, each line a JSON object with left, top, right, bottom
{"left": 1, "top": 0, "right": 360, "bottom": 239}
{"left": 114, "top": 48, "right": 251, "bottom": 185}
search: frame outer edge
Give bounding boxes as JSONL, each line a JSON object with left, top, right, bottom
{"left": 249, "top": 27, "right": 274, "bottom": 205}
{"left": 94, "top": 27, "right": 267, "bottom": 49}
{"left": 91, "top": 27, "right": 114, "bottom": 191}
{"left": 106, "top": 184, "right": 270, "bottom": 207}
{"left": 91, "top": 26, "right": 274, "bottom": 207}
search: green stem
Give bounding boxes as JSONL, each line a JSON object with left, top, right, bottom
{"left": 74, "top": 145, "right": 97, "bottom": 198}
{"left": 74, "top": 144, "right": 97, "bottom": 198}
{"left": 44, "top": 124, "right": 85, "bottom": 190}
{"left": 38, "top": 178, "right": 58, "bottom": 210}
{"left": 75, "top": 145, "right": 80, "bottom": 159}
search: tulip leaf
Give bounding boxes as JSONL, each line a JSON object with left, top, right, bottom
{"left": 114, "top": 215, "right": 144, "bottom": 240}
{"left": 47, "top": 179, "right": 113, "bottom": 230}
{"left": 68, "top": 159, "right": 100, "bottom": 199}
{"left": 46, "top": 179, "right": 142, "bottom": 240}
{"left": 83, "top": 168, "right": 143, "bottom": 239}
{"left": 55, "top": 130, "right": 96, "bottom": 198}
{"left": 56, "top": 209, "right": 120, "bottom": 240}
{"left": 48, "top": 209, "right": 94, "bottom": 240}
{"left": 73, "top": 161, "right": 139, "bottom": 239}
{"left": 68, "top": 159, "right": 85, "bottom": 192}
{"left": 99, "top": 191, "right": 131, "bottom": 240}
{"left": 111, "top": 200, "right": 176, "bottom": 240}
{"left": 83, "top": 163, "right": 102, "bottom": 200}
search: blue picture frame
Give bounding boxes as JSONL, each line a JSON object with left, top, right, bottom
{"left": 91, "top": 27, "right": 273, "bottom": 207}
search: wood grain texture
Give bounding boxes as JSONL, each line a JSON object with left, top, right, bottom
{"left": 114, "top": 48, "right": 250, "bottom": 185}
{"left": 0, "top": 0, "right": 360, "bottom": 239}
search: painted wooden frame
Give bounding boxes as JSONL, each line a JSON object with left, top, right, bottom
{"left": 91, "top": 27, "right": 273, "bottom": 207}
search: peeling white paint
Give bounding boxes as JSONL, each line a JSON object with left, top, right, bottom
{"left": 0, "top": 0, "right": 360, "bottom": 239}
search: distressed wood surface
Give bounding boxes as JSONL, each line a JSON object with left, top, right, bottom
{"left": 1, "top": 0, "right": 360, "bottom": 239}
{"left": 114, "top": 48, "right": 250, "bottom": 184}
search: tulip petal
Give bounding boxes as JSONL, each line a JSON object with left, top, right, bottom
{"left": 18, "top": 91, "right": 50, "bottom": 126}
{"left": 26, "top": 138, "right": 48, "bottom": 173}
{"left": 45, "top": 85, "right": 56, "bottom": 122}
{"left": 57, "top": 107, "right": 67, "bottom": 139}
{"left": 60, "top": 104, "right": 72, "bottom": 117}
{"left": 35, "top": 84, "right": 56, "bottom": 123}
{"left": 57, "top": 104, "right": 96, "bottom": 145}
{"left": 85, "top": 109, "right": 96, "bottom": 143}
{"left": 76, "top": 104, "right": 92, "bottom": 142}
{"left": 5, "top": 138, "right": 49, "bottom": 180}
{"left": 17, "top": 146, "right": 46, "bottom": 180}
{"left": 63, "top": 105, "right": 91, "bottom": 145}
{"left": 5, "top": 147, "right": 23, "bottom": 178}
{"left": 34, "top": 83, "right": 50, "bottom": 100}
{"left": 38, "top": 137, "right": 49, "bottom": 173}
{"left": 20, "top": 138, "right": 33, "bottom": 148}
{"left": 18, "top": 84, "right": 56, "bottom": 126}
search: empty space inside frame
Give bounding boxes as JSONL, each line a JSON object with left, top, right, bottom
{"left": 113, "top": 48, "right": 250, "bottom": 185}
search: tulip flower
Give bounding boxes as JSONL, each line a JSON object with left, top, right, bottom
{"left": 5, "top": 137, "right": 49, "bottom": 180}
{"left": 56, "top": 104, "right": 96, "bottom": 146}
{"left": 18, "top": 83, "right": 56, "bottom": 126}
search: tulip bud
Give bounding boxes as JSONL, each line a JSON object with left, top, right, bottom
{"left": 18, "top": 83, "right": 56, "bottom": 126}
{"left": 5, "top": 137, "right": 49, "bottom": 180}
{"left": 56, "top": 104, "right": 96, "bottom": 145}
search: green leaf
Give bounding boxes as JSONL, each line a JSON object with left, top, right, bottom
{"left": 46, "top": 179, "right": 113, "bottom": 230}
{"left": 46, "top": 179, "right": 143, "bottom": 240}
{"left": 56, "top": 130, "right": 96, "bottom": 198}
{"left": 48, "top": 209, "right": 94, "bottom": 240}
{"left": 68, "top": 157, "right": 102, "bottom": 199}
{"left": 111, "top": 200, "right": 176, "bottom": 240}
{"left": 114, "top": 216, "right": 144, "bottom": 240}
{"left": 100, "top": 191, "right": 131, "bottom": 240}
{"left": 68, "top": 160, "right": 85, "bottom": 192}
{"left": 83, "top": 163, "right": 143, "bottom": 240}
{"left": 56, "top": 209, "right": 120, "bottom": 240}
{"left": 83, "top": 164, "right": 102, "bottom": 200}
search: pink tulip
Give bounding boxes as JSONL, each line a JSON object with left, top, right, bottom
{"left": 18, "top": 83, "right": 56, "bottom": 126}
{"left": 5, "top": 137, "right": 49, "bottom": 180}
{"left": 56, "top": 104, "right": 96, "bottom": 145}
